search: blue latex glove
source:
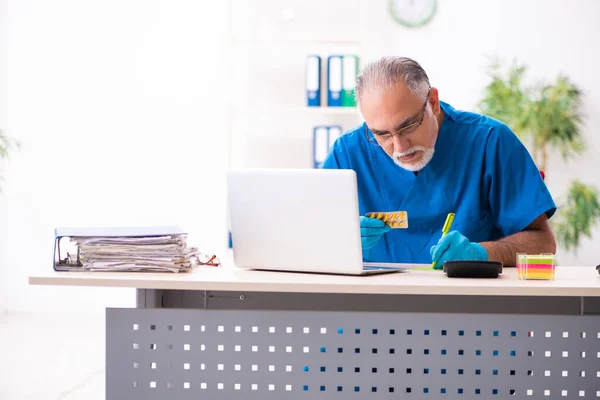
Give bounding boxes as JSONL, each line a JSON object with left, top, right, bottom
{"left": 430, "top": 230, "right": 488, "bottom": 270}
{"left": 360, "top": 216, "right": 391, "bottom": 250}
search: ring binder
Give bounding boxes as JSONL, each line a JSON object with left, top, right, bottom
{"left": 53, "top": 226, "right": 216, "bottom": 272}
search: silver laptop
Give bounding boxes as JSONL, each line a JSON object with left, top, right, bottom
{"left": 227, "top": 168, "right": 404, "bottom": 275}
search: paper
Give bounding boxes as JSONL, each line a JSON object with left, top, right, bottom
{"left": 64, "top": 233, "right": 210, "bottom": 273}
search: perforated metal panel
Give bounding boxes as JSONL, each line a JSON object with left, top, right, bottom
{"left": 107, "top": 308, "right": 600, "bottom": 399}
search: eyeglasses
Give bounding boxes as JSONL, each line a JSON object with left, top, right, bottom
{"left": 197, "top": 253, "right": 221, "bottom": 267}
{"left": 365, "top": 87, "right": 431, "bottom": 146}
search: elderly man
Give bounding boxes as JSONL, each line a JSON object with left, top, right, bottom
{"left": 322, "top": 56, "right": 556, "bottom": 268}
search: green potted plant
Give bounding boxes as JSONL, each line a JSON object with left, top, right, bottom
{"left": 0, "top": 129, "right": 19, "bottom": 193}
{"left": 478, "top": 59, "right": 600, "bottom": 253}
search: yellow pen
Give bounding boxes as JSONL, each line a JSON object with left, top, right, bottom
{"left": 431, "top": 212, "right": 455, "bottom": 269}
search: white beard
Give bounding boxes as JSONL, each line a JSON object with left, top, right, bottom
{"left": 392, "top": 146, "right": 435, "bottom": 172}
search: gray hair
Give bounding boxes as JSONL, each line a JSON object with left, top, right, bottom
{"left": 354, "top": 56, "right": 430, "bottom": 108}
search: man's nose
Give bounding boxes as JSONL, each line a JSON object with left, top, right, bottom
{"left": 392, "top": 134, "right": 410, "bottom": 153}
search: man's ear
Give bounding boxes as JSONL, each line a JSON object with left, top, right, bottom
{"left": 429, "top": 87, "right": 441, "bottom": 114}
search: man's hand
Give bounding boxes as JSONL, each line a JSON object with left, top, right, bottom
{"left": 430, "top": 230, "right": 488, "bottom": 269}
{"left": 360, "top": 216, "right": 391, "bottom": 250}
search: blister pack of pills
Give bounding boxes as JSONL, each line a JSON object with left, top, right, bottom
{"left": 365, "top": 211, "right": 408, "bottom": 228}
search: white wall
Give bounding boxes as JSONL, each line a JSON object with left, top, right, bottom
{"left": 1, "top": 0, "right": 230, "bottom": 313}
{"left": 2, "top": 0, "right": 599, "bottom": 314}
{"left": 0, "top": 0, "right": 6, "bottom": 128}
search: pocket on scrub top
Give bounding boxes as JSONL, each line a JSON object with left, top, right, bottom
{"left": 457, "top": 213, "right": 491, "bottom": 240}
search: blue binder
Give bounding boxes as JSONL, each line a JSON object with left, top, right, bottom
{"left": 327, "top": 56, "right": 343, "bottom": 106}
{"left": 313, "top": 125, "right": 342, "bottom": 168}
{"left": 341, "top": 55, "right": 358, "bottom": 107}
{"left": 306, "top": 55, "right": 321, "bottom": 107}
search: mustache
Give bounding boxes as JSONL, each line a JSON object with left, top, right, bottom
{"left": 394, "top": 146, "right": 429, "bottom": 157}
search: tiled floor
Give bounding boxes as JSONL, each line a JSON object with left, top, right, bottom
{"left": 0, "top": 311, "right": 105, "bottom": 400}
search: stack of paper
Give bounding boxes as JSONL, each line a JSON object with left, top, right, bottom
{"left": 54, "top": 226, "right": 219, "bottom": 272}
{"left": 71, "top": 233, "right": 201, "bottom": 273}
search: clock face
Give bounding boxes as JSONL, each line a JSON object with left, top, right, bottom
{"left": 389, "top": 0, "right": 437, "bottom": 28}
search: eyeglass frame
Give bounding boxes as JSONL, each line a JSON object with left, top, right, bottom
{"left": 365, "top": 87, "right": 432, "bottom": 146}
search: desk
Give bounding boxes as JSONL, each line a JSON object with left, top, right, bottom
{"left": 30, "top": 262, "right": 600, "bottom": 399}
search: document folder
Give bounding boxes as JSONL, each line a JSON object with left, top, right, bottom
{"left": 327, "top": 55, "right": 343, "bottom": 106}
{"left": 313, "top": 125, "right": 342, "bottom": 168}
{"left": 53, "top": 226, "right": 186, "bottom": 271}
{"left": 313, "top": 126, "right": 329, "bottom": 168}
{"left": 341, "top": 55, "right": 358, "bottom": 107}
{"left": 306, "top": 55, "right": 321, "bottom": 107}
{"left": 328, "top": 126, "right": 342, "bottom": 148}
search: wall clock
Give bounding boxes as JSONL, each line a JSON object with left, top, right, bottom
{"left": 389, "top": 0, "right": 437, "bottom": 28}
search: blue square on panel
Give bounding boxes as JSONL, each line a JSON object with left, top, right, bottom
{"left": 493, "top": 370, "right": 498, "bottom": 375}
{"left": 511, "top": 331, "right": 516, "bottom": 337}
{"left": 338, "top": 367, "right": 343, "bottom": 372}
{"left": 476, "top": 369, "right": 481, "bottom": 375}
{"left": 493, "top": 350, "right": 499, "bottom": 356}
{"left": 441, "top": 388, "right": 446, "bottom": 394}
{"left": 458, "top": 388, "right": 464, "bottom": 394}
{"left": 476, "top": 389, "right": 481, "bottom": 394}
{"left": 493, "top": 389, "right": 498, "bottom": 395}
{"left": 493, "top": 330, "right": 499, "bottom": 336}
{"left": 337, "top": 386, "right": 342, "bottom": 392}
{"left": 424, "top": 388, "right": 429, "bottom": 393}
{"left": 476, "top": 330, "right": 482, "bottom": 336}
{"left": 441, "top": 369, "right": 446, "bottom": 374}
{"left": 354, "top": 386, "right": 360, "bottom": 392}
{"left": 320, "top": 386, "right": 325, "bottom": 391}
{"left": 441, "top": 349, "right": 447, "bottom": 355}
{"left": 320, "top": 347, "right": 326, "bottom": 353}
{"left": 372, "top": 387, "right": 377, "bottom": 393}
{"left": 407, "top": 329, "right": 412, "bottom": 335}
{"left": 355, "top": 328, "right": 360, "bottom": 334}
{"left": 510, "top": 350, "right": 516, "bottom": 356}
{"left": 459, "top": 330, "right": 464, "bottom": 336}
{"left": 424, "top": 329, "right": 430, "bottom": 335}
{"left": 338, "top": 328, "right": 344, "bottom": 334}
{"left": 303, "top": 385, "right": 309, "bottom": 391}
{"left": 476, "top": 350, "right": 482, "bottom": 356}
{"left": 372, "top": 329, "right": 378, "bottom": 334}
{"left": 320, "top": 366, "right": 326, "bottom": 372}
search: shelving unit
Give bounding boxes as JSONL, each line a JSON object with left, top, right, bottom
{"left": 226, "top": 0, "right": 365, "bottom": 170}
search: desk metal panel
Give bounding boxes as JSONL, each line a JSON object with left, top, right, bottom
{"left": 107, "top": 307, "right": 600, "bottom": 399}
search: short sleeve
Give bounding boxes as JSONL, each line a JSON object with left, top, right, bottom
{"left": 484, "top": 124, "right": 557, "bottom": 236}
{"left": 321, "top": 137, "right": 350, "bottom": 170}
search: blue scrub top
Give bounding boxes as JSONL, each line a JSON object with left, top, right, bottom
{"left": 322, "top": 101, "right": 557, "bottom": 263}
